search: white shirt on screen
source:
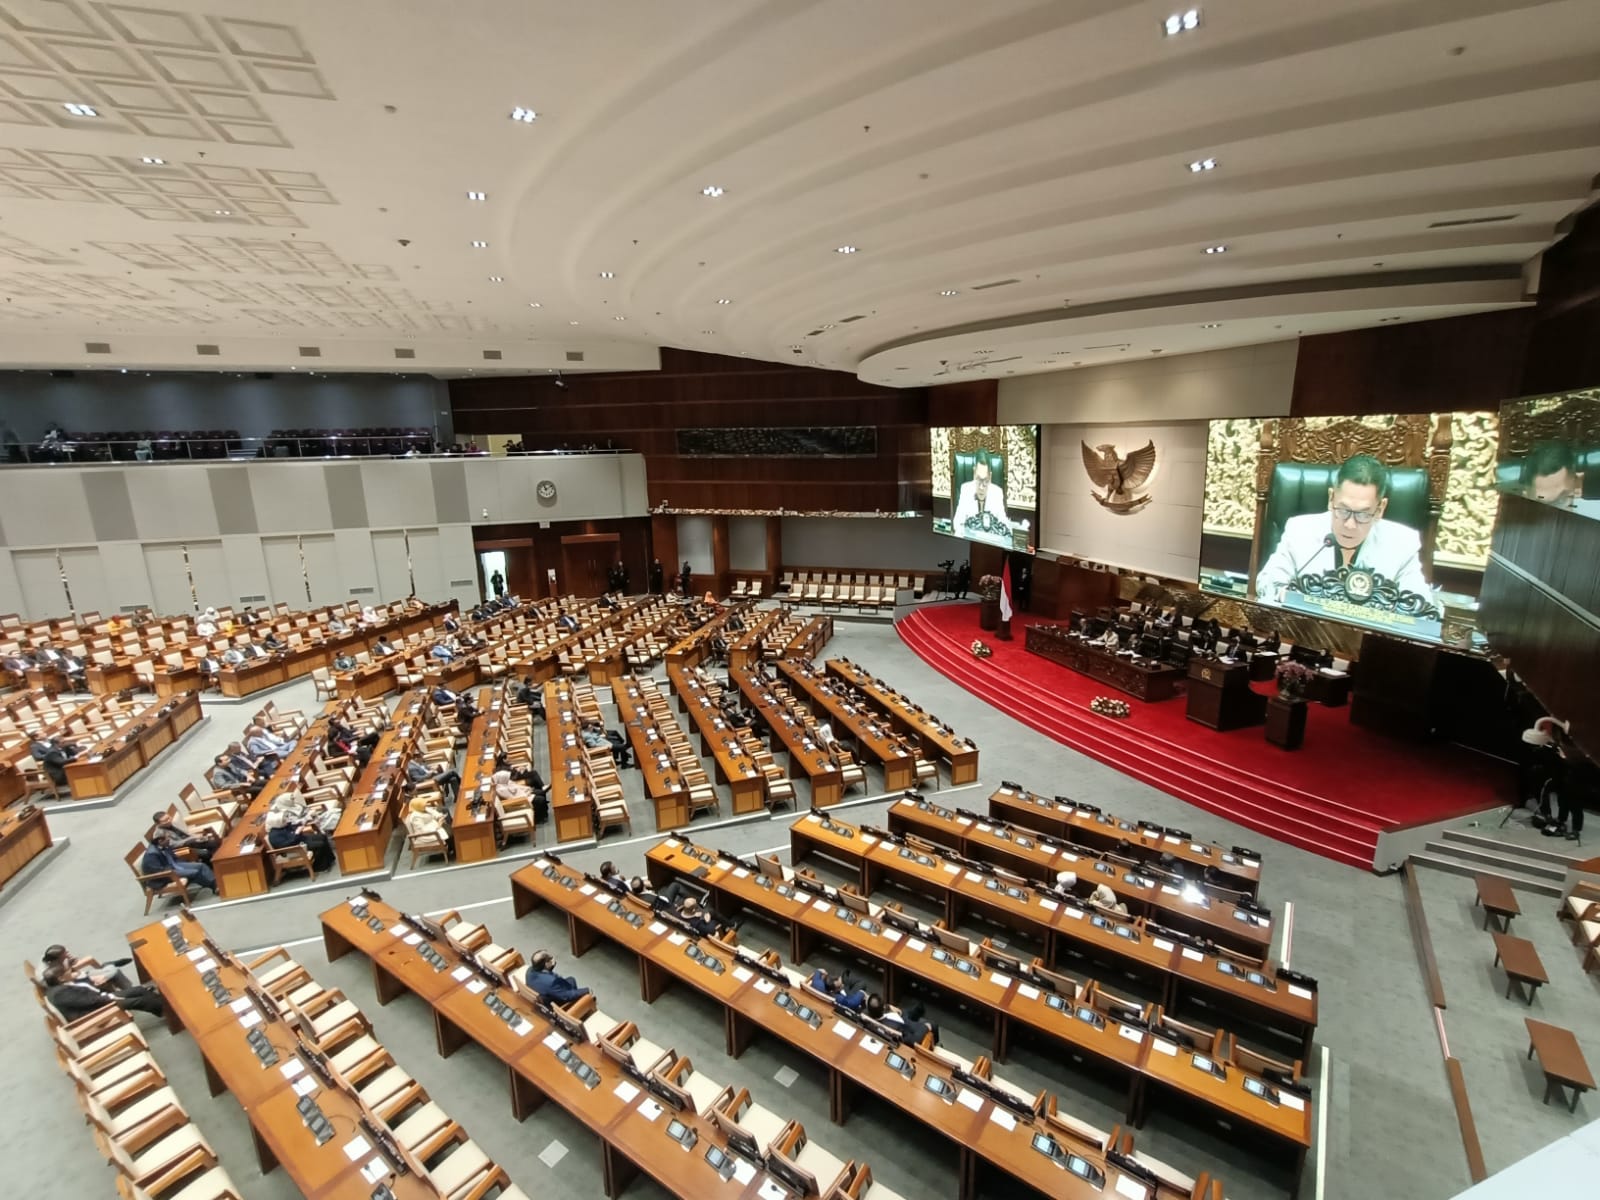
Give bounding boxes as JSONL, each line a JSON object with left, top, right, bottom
{"left": 1255, "top": 512, "right": 1435, "bottom": 609}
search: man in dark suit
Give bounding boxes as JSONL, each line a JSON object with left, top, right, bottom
{"left": 650, "top": 559, "right": 665, "bottom": 595}
{"left": 30, "top": 737, "right": 79, "bottom": 788}
{"left": 524, "top": 951, "right": 591, "bottom": 1004}
{"left": 44, "top": 965, "right": 164, "bottom": 1020}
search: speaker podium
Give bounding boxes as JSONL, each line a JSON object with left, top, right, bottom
{"left": 1185, "top": 658, "right": 1266, "bottom": 731}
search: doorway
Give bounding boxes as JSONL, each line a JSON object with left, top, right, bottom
{"left": 479, "top": 549, "right": 508, "bottom": 601}
{"left": 560, "top": 534, "right": 618, "bottom": 598}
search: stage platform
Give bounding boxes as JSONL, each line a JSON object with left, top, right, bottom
{"left": 897, "top": 605, "right": 1510, "bottom": 872}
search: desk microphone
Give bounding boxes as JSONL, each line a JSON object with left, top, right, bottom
{"left": 1287, "top": 534, "right": 1335, "bottom": 586}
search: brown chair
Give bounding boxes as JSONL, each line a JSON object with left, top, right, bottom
{"left": 266, "top": 842, "right": 316, "bottom": 886}
{"left": 125, "top": 846, "right": 192, "bottom": 915}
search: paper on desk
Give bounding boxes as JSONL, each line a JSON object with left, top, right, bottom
{"left": 732, "top": 868, "right": 750, "bottom": 879}
{"left": 955, "top": 817, "right": 972, "bottom": 826}
{"left": 185, "top": 946, "right": 207, "bottom": 961}
{"left": 733, "top": 1159, "right": 758, "bottom": 1185}
{"left": 813, "top": 898, "right": 832, "bottom": 911}
{"left": 989, "top": 972, "right": 1012, "bottom": 989}
{"left": 753, "top": 979, "right": 776, "bottom": 994}
{"left": 1038, "top": 898, "right": 1058, "bottom": 912}
{"left": 1243, "top": 858, "right": 1260, "bottom": 869}
{"left": 533, "top": 858, "right": 551, "bottom": 869}
{"left": 638, "top": 1098, "right": 664, "bottom": 1122}
{"left": 542, "top": 1030, "right": 565, "bottom": 1051}
{"left": 1063, "top": 907, "right": 1084, "bottom": 920}
{"left": 976, "top": 823, "right": 992, "bottom": 832}
{"left": 388, "top": 922, "right": 411, "bottom": 938}
{"left": 860, "top": 1034, "right": 884, "bottom": 1054}
{"left": 613, "top": 1080, "right": 640, "bottom": 1103}
{"left": 717, "top": 859, "right": 733, "bottom": 871}
{"left": 465, "top": 978, "right": 487, "bottom": 995}
{"left": 513, "top": 1019, "right": 533, "bottom": 1037}
{"left": 1114, "top": 1174, "right": 1149, "bottom": 1200}
{"left": 963, "top": 871, "right": 981, "bottom": 882}
{"left": 757, "top": 1180, "right": 787, "bottom": 1200}
{"left": 342, "top": 1135, "right": 372, "bottom": 1162}
{"left": 579, "top": 884, "right": 597, "bottom": 896}
{"left": 280, "top": 1058, "right": 305, "bottom": 1080}
{"left": 163, "top": 915, "right": 184, "bottom": 928}
{"left": 989, "top": 1106, "right": 1017, "bottom": 1131}
{"left": 1288, "top": 984, "right": 1313, "bottom": 1000}
{"left": 360, "top": 1158, "right": 389, "bottom": 1185}
{"left": 451, "top": 966, "right": 473, "bottom": 982}
{"left": 831, "top": 1019, "right": 856, "bottom": 1041}
{"left": 1181, "top": 948, "right": 1205, "bottom": 962}
{"left": 733, "top": 966, "right": 753, "bottom": 983}
{"left": 649, "top": 921, "right": 668, "bottom": 936}
{"left": 230, "top": 996, "right": 254, "bottom": 1013}
{"left": 239, "top": 1010, "right": 263, "bottom": 1030}
{"left": 1118, "top": 1026, "right": 1144, "bottom": 1045}
{"left": 667, "top": 933, "right": 687, "bottom": 946}
{"left": 1281, "top": 1092, "right": 1305, "bottom": 1111}
{"left": 402, "top": 933, "right": 423, "bottom": 947}
{"left": 1191, "top": 843, "right": 1207, "bottom": 853}
{"left": 907, "top": 938, "right": 927, "bottom": 953}
{"left": 292, "top": 1076, "right": 317, "bottom": 1097}
{"left": 1152, "top": 938, "right": 1175, "bottom": 952}
{"left": 666, "top": 838, "right": 681, "bottom": 848}
{"left": 861, "top": 834, "right": 877, "bottom": 845}
{"left": 1016, "top": 983, "right": 1040, "bottom": 1002}
{"left": 1160, "top": 885, "right": 1180, "bottom": 896}
{"left": 882, "top": 928, "right": 901, "bottom": 942}
{"left": 956, "top": 1088, "right": 984, "bottom": 1112}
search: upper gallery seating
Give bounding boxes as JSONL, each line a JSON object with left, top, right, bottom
{"left": 6, "top": 426, "right": 436, "bottom": 463}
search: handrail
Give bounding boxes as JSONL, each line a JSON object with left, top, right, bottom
{"left": 0, "top": 443, "right": 634, "bottom": 468}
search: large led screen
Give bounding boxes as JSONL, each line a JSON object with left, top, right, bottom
{"left": 1494, "top": 387, "right": 1600, "bottom": 521}
{"left": 1198, "top": 413, "right": 1500, "bottom": 645}
{"left": 930, "top": 424, "right": 1040, "bottom": 552}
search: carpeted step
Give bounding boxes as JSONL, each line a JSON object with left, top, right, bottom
{"left": 896, "top": 612, "right": 1379, "bottom": 870}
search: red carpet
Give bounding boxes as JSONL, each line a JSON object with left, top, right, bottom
{"left": 897, "top": 605, "right": 1508, "bottom": 871}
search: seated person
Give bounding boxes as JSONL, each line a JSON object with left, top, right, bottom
{"left": 212, "top": 750, "right": 266, "bottom": 798}
{"left": 887, "top": 997, "right": 939, "bottom": 1046}
{"left": 141, "top": 833, "right": 217, "bottom": 894}
{"left": 44, "top": 963, "right": 164, "bottom": 1020}
{"left": 808, "top": 967, "right": 866, "bottom": 1011}
{"left": 195, "top": 607, "right": 220, "bottom": 639}
{"left": 42, "top": 944, "right": 133, "bottom": 994}
{"left": 238, "top": 607, "right": 261, "bottom": 625}
{"left": 220, "top": 644, "right": 247, "bottom": 667}
{"left": 524, "top": 950, "right": 590, "bottom": 1004}
{"left": 404, "top": 795, "right": 453, "bottom": 859}
{"left": 360, "top": 605, "right": 379, "bottom": 625}
{"left": 433, "top": 684, "right": 479, "bottom": 719}
{"left": 1089, "top": 882, "right": 1130, "bottom": 918}
{"left": 29, "top": 736, "right": 80, "bottom": 788}
{"left": 150, "top": 811, "right": 219, "bottom": 863}
{"left": 328, "top": 615, "right": 349, "bottom": 633}
{"left": 597, "top": 861, "right": 629, "bottom": 895}
{"left": 678, "top": 897, "right": 723, "bottom": 939}
{"left": 332, "top": 652, "right": 356, "bottom": 671}
{"left": 628, "top": 875, "right": 656, "bottom": 901}
{"left": 373, "top": 636, "right": 397, "bottom": 657}
{"left": 407, "top": 755, "right": 461, "bottom": 799}
{"left": 261, "top": 630, "right": 286, "bottom": 651}
{"left": 513, "top": 675, "right": 545, "bottom": 717}
{"left": 244, "top": 723, "right": 294, "bottom": 765}
{"left": 264, "top": 809, "right": 336, "bottom": 873}
{"left": 1052, "top": 869, "right": 1079, "bottom": 898}
{"left": 492, "top": 769, "right": 545, "bottom": 823}
{"left": 557, "top": 612, "right": 580, "bottom": 632}
{"left": 430, "top": 639, "right": 459, "bottom": 662}
{"left": 442, "top": 614, "right": 461, "bottom": 633}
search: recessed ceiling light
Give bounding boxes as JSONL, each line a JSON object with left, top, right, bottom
{"left": 701, "top": 185, "right": 725, "bottom": 198}
{"left": 716, "top": 298, "right": 732, "bottom": 305}
{"left": 466, "top": 190, "right": 486, "bottom": 201}
{"left": 569, "top": 320, "right": 580, "bottom": 325}
{"left": 940, "top": 289, "right": 959, "bottom": 297}
{"left": 488, "top": 275, "right": 503, "bottom": 282}
{"left": 821, "top": 323, "right": 836, "bottom": 330}
{"left": 141, "top": 156, "right": 164, "bottom": 165}
{"left": 1163, "top": 9, "right": 1201, "bottom": 36}
{"left": 63, "top": 102, "right": 98, "bottom": 117}
{"left": 1187, "top": 157, "right": 1217, "bottom": 172}
{"left": 510, "top": 107, "right": 537, "bottom": 122}
{"left": 1204, "top": 244, "right": 1227, "bottom": 254}
{"left": 213, "top": 209, "right": 232, "bottom": 215}
{"left": 471, "top": 240, "right": 487, "bottom": 248}
{"left": 613, "top": 315, "right": 626, "bottom": 321}
{"left": 528, "top": 302, "right": 542, "bottom": 308}
{"left": 835, "top": 245, "right": 858, "bottom": 254}
{"left": 701, "top": 330, "right": 716, "bottom": 335}
{"left": 598, "top": 271, "right": 614, "bottom": 279}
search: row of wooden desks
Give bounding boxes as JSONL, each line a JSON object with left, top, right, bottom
{"left": 888, "top": 795, "right": 1272, "bottom": 954}
{"left": 128, "top": 912, "right": 437, "bottom": 1199}
{"left": 544, "top": 679, "right": 597, "bottom": 843}
{"left": 320, "top": 894, "right": 800, "bottom": 1200}
{"left": 662, "top": 667, "right": 769, "bottom": 819}
{"left": 726, "top": 608, "right": 784, "bottom": 672}
{"left": 776, "top": 658, "right": 920, "bottom": 792}
{"left": 823, "top": 658, "right": 979, "bottom": 784}
{"left": 648, "top": 827, "right": 1318, "bottom": 1062}
{"left": 510, "top": 857, "right": 1231, "bottom": 1200}
{"left": 782, "top": 615, "right": 833, "bottom": 661}
{"left": 730, "top": 665, "right": 843, "bottom": 807}
{"left": 616, "top": 677, "right": 704, "bottom": 831}
{"left": 988, "top": 785, "right": 1261, "bottom": 896}
{"left": 62, "top": 689, "right": 204, "bottom": 799}
{"left": 331, "top": 688, "right": 428, "bottom": 875}
{"left": 451, "top": 687, "right": 502, "bottom": 864}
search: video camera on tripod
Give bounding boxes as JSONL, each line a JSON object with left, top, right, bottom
{"left": 937, "top": 559, "right": 956, "bottom": 598}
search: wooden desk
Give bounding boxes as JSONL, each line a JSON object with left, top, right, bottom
{"left": 1525, "top": 1019, "right": 1594, "bottom": 1112}
{"left": 776, "top": 660, "right": 917, "bottom": 792}
{"left": 727, "top": 608, "right": 783, "bottom": 671}
{"left": 614, "top": 678, "right": 694, "bottom": 831}
{"left": 782, "top": 615, "right": 833, "bottom": 661}
{"left": 889, "top": 796, "right": 1271, "bottom": 955}
{"left": 0, "top": 804, "right": 51, "bottom": 889}
{"left": 321, "top": 895, "right": 801, "bottom": 1200}
{"left": 63, "top": 691, "right": 203, "bottom": 800}
{"left": 1475, "top": 875, "right": 1521, "bottom": 933}
{"left": 85, "top": 659, "right": 140, "bottom": 694}
{"left": 451, "top": 688, "right": 501, "bottom": 864}
{"left": 127, "top": 912, "right": 437, "bottom": 1198}
{"left": 648, "top": 829, "right": 1317, "bottom": 1061}
{"left": 544, "top": 680, "right": 595, "bottom": 843}
{"left": 663, "top": 667, "right": 769, "bottom": 818}
{"left": 332, "top": 689, "right": 427, "bottom": 875}
{"left": 731, "top": 665, "right": 842, "bottom": 807}
{"left": 219, "top": 654, "right": 288, "bottom": 697}
{"left": 154, "top": 663, "right": 204, "bottom": 698}
{"left": 987, "top": 785, "right": 1260, "bottom": 896}
{"left": 1024, "top": 626, "right": 1185, "bottom": 702}
{"left": 509, "top": 857, "right": 1225, "bottom": 1200}
{"left": 824, "top": 658, "right": 979, "bottom": 784}
{"left": 1492, "top": 933, "right": 1548, "bottom": 1005}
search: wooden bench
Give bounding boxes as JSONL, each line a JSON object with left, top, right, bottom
{"left": 1526, "top": 1019, "right": 1594, "bottom": 1112}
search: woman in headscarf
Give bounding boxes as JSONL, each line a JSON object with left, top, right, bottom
{"left": 405, "top": 793, "right": 453, "bottom": 859}
{"left": 195, "top": 606, "right": 219, "bottom": 639}
{"left": 1089, "top": 882, "right": 1129, "bottom": 917}
{"left": 492, "top": 769, "right": 533, "bottom": 817}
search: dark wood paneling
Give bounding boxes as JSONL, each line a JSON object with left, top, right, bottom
{"left": 1522, "top": 203, "right": 1600, "bottom": 395}
{"left": 474, "top": 517, "right": 651, "bottom": 601}
{"left": 927, "top": 380, "right": 998, "bottom": 427}
{"left": 1290, "top": 309, "right": 1532, "bottom": 417}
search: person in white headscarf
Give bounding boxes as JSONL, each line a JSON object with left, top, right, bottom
{"left": 1089, "top": 882, "right": 1129, "bottom": 917}
{"left": 195, "top": 607, "right": 219, "bottom": 639}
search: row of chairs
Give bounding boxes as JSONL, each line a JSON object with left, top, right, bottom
{"left": 788, "top": 579, "right": 898, "bottom": 611}
{"left": 225, "top": 942, "right": 524, "bottom": 1197}
{"left": 729, "top": 579, "right": 766, "bottom": 597}
{"left": 783, "top": 570, "right": 915, "bottom": 590}
{"left": 627, "top": 674, "right": 725, "bottom": 822}
{"left": 1559, "top": 880, "right": 1600, "bottom": 974}
{"left": 30, "top": 987, "right": 244, "bottom": 1200}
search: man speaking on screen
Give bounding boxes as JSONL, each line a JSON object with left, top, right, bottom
{"left": 951, "top": 456, "right": 1012, "bottom": 542}
{"left": 1255, "top": 453, "right": 1437, "bottom": 613}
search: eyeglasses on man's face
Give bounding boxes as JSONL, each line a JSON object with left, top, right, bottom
{"left": 1331, "top": 506, "right": 1378, "bottom": 525}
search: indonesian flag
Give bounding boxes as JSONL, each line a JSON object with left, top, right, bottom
{"left": 999, "top": 558, "right": 1014, "bottom": 622}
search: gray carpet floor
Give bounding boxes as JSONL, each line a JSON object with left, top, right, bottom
{"left": 5, "top": 618, "right": 1586, "bottom": 1199}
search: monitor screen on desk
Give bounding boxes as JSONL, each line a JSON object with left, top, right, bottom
{"left": 930, "top": 424, "right": 1040, "bottom": 552}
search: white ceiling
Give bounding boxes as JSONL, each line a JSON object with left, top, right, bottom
{"left": 0, "top": 0, "right": 1595, "bottom": 381}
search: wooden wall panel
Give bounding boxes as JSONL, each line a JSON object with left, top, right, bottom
{"left": 1522, "top": 203, "right": 1600, "bottom": 396}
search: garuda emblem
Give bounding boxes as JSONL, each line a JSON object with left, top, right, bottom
{"left": 1081, "top": 440, "right": 1157, "bottom": 514}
